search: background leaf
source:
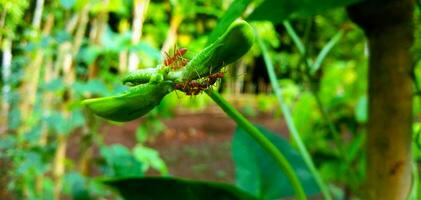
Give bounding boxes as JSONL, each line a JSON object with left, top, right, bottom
{"left": 248, "top": 0, "right": 362, "bottom": 23}
{"left": 60, "top": 0, "right": 76, "bottom": 9}
{"left": 99, "top": 145, "right": 143, "bottom": 178}
{"left": 355, "top": 95, "right": 368, "bottom": 123}
{"left": 207, "top": 0, "right": 252, "bottom": 45}
{"left": 103, "top": 177, "right": 258, "bottom": 200}
{"left": 232, "top": 125, "right": 320, "bottom": 199}
{"left": 64, "top": 172, "right": 91, "bottom": 200}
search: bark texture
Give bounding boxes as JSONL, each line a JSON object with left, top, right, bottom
{"left": 347, "top": 0, "right": 414, "bottom": 199}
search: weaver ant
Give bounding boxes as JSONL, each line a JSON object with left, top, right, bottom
{"left": 206, "top": 72, "right": 224, "bottom": 85}
{"left": 163, "top": 47, "right": 189, "bottom": 70}
{"left": 175, "top": 72, "right": 225, "bottom": 96}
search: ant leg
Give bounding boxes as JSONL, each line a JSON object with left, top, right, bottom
{"left": 174, "top": 90, "right": 182, "bottom": 99}
{"left": 172, "top": 44, "right": 177, "bottom": 58}
{"left": 164, "top": 52, "right": 172, "bottom": 66}
{"left": 193, "top": 68, "right": 202, "bottom": 80}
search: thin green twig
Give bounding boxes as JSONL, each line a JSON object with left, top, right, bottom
{"left": 283, "top": 21, "right": 305, "bottom": 54}
{"left": 283, "top": 19, "right": 370, "bottom": 191}
{"left": 254, "top": 27, "right": 331, "bottom": 200}
{"left": 283, "top": 21, "right": 346, "bottom": 158}
{"left": 205, "top": 89, "right": 307, "bottom": 200}
{"left": 312, "top": 31, "right": 343, "bottom": 75}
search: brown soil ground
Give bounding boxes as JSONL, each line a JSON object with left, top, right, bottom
{"left": 99, "top": 104, "right": 288, "bottom": 184}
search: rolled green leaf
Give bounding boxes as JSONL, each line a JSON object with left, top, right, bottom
{"left": 82, "top": 81, "right": 173, "bottom": 122}
{"left": 152, "top": 20, "right": 254, "bottom": 83}
{"left": 179, "top": 20, "right": 255, "bottom": 81}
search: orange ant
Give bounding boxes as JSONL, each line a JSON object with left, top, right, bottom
{"left": 206, "top": 72, "right": 224, "bottom": 85}
{"left": 163, "top": 47, "right": 188, "bottom": 70}
{"left": 175, "top": 72, "right": 225, "bottom": 96}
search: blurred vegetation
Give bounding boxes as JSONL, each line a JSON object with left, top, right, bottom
{"left": 0, "top": 0, "right": 420, "bottom": 199}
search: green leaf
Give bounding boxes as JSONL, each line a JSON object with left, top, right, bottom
{"left": 232, "top": 125, "right": 319, "bottom": 199}
{"left": 60, "top": 0, "right": 76, "bottom": 9}
{"left": 100, "top": 144, "right": 143, "bottom": 178}
{"left": 130, "top": 42, "right": 162, "bottom": 61}
{"left": 180, "top": 20, "right": 255, "bottom": 81}
{"left": 73, "top": 79, "right": 110, "bottom": 96}
{"left": 103, "top": 177, "right": 258, "bottom": 200}
{"left": 45, "top": 110, "right": 85, "bottom": 135}
{"left": 64, "top": 172, "right": 91, "bottom": 200}
{"left": 355, "top": 95, "right": 367, "bottom": 123}
{"left": 132, "top": 145, "right": 169, "bottom": 175}
{"left": 64, "top": 172, "right": 115, "bottom": 200}
{"left": 207, "top": 0, "right": 253, "bottom": 45}
{"left": 43, "top": 78, "right": 65, "bottom": 92}
{"left": 78, "top": 45, "right": 101, "bottom": 65}
{"left": 346, "top": 132, "right": 364, "bottom": 162}
{"left": 248, "top": 0, "right": 362, "bottom": 23}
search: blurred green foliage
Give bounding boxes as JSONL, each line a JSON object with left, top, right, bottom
{"left": 1, "top": 0, "right": 421, "bottom": 199}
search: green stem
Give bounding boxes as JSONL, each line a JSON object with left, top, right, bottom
{"left": 205, "top": 89, "right": 307, "bottom": 200}
{"left": 255, "top": 28, "right": 332, "bottom": 200}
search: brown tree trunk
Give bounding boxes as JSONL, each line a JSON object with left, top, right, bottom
{"left": 347, "top": 1, "right": 414, "bottom": 199}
